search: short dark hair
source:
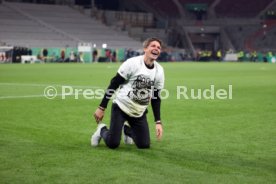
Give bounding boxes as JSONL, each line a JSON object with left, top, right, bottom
{"left": 143, "top": 38, "right": 163, "bottom": 49}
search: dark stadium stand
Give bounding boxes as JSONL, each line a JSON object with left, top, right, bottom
{"left": 245, "top": 20, "right": 276, "bottom": 51}
{"left": 0, "top": 0, "right": 275, "bottom": 63}
{"left": 179, "top": 0, "right": 215, "bottom": 6}
{"left": 140, "top": 0, "right": 180, "bottom": 18}
{"left": 0, "top": 1, "right": 141, "bottom": 49}
{"left": 215, "top": 0, "right": 273, "bottom": 18}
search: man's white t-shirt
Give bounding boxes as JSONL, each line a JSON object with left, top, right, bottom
{"left": 113, "top": 55, "right": 164, "bottom": 118}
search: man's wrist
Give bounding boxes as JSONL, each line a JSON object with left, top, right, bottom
{"left": 156, "top": 120, "right": 162, "bottom": 124}
{"left": 98, "top": 106, "right": 105, "bottom": 111}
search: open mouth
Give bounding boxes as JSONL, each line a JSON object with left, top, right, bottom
{"left": 151, "top": 50, "right": 159, "bottom": 56}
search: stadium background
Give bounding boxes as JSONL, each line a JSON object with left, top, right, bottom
{"left": 0, "top": 0, "right": 275, "bottom": 63}
{"left": 0, "top": 1, "right": 276, "bottom": 184}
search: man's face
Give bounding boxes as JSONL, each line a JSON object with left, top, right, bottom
{"left": 144, "top": 41, "right": 161, "bottom": 60}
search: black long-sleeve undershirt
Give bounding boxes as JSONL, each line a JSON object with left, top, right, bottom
{"left": 151, "top": 89, "right": 161, "bottom": 122}
{"left": 99, "top": 73, "right": 161, "bottom": 122}
{"left": 99, "top": 73, "right": 125, "bottom": 108}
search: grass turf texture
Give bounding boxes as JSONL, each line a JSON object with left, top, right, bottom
{"left": 0, "top": 63, "right": 275, "bottom": 184}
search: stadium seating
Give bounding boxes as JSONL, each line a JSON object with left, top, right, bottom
{"left": 1, "top": 1, "right": 275, "bottom": 53}
{"left": 215, "top": 0, "right": 273, "bottom": 18}
{"left": 245, "top": 20, "right": 276, "bottom": 51}
{"left": 0, "top": 3, "right": 76, "bottom": 47}
{"left": 137, "top": 0, "right": 275, "bottom": 52}
{"left": 140, "top": 0, "right": 180, "bottom": 18}
{"left": 0, "top": 2, "right": 141, "bottom": 49}
{"left": 224, "top": 25, "right": 260, "bottom": 50}
{"left": 140, "top": 0, "right": 273, "bottom": 19}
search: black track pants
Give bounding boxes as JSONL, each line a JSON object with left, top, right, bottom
{"left": 100, "top": 103, "right": 150, "bottom": 149}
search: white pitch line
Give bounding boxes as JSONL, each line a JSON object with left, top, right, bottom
{"left": 0, "top": 82, "right": 102, "bottom": 89}
{"left": 0, "top": 93, "right": 83, "bottom": 99}
{"left": 0, "top": 83, "right": 105, "bottom": 100}
{"left": 0, "top": 94, "right": 49, "bottom": 99}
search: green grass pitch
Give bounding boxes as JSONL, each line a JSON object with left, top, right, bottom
{"left": 0, "top": 62, "right": 275, "bottom": 184}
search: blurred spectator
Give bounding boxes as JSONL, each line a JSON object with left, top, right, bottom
{"left": 112, "top": 50, "right": 117, "bottom": 62}
{"left": 28, "top": 49, "right": 32, "bottom": 56}
{"left": 61, "top": 49, "right": 65, "bottom": 62}
{"left": 0, "top": 53, "right": 4, "bottom": 62}
{"left": 216, "top": 49, "right": 222, "bottom": 62}
{"left": 250, "top": 51, "right": 257, "bottom": 62}
{"left": 77, "top": 52, "right": 84, "bottom": 63}
{"left": 69, "top": 50, "right": 76, "bottom": 62}
{"left": 42, "top": 48, "right": 48, "bottom": 62}
{"left": 92, "top": 49, "right": 98, "bottom": 62}
{"left": 105, "top": 49, "right": 112, "bottom": 62}
{"left": 238, "top": 51, "right": 244, "bottom": 62}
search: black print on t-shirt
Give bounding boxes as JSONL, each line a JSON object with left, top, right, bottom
{"left": 127, "top": 75, "right": 154, "bottom": 105}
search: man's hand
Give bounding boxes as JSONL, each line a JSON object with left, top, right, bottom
{"left": 94, "top": 107, "right": 105, "bottom": 123}
{"left": 155, "top": 123, "right": 163, "bottom": 140}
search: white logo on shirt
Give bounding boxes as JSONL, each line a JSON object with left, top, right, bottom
{"left": 127, "top": 75, "right": 154, "bottom": 105}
